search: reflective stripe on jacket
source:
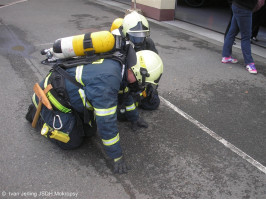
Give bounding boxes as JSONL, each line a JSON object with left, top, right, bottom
{"left": 118, "top": 87, "right": 139, "bottom": 122}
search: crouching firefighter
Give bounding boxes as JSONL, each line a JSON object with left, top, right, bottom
{"left": 121, "top": 12, "right": 161, "bottom": 111}
{"left": 110, "top": 12, "right": 161, "bottom": 123}
{"left": 26, "top": 48, "right": 163, "bottom": 174}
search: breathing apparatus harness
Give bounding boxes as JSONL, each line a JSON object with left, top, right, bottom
{"left": 40, "top": 31, "right": 138, "bottom": 126}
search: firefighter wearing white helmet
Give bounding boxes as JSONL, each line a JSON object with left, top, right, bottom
{"left": 111, "top": 13, "right": 161, "bottom": 122}
{"left": 110, "top": 13, "right": 157, "bottom": 53}
{"left": 122, "top": 11, "right": 150, "bottom": 47}
{"left": 122, "top": 12, "right": 160, "bottom": 112}
{"left": 125, "top": 49, "right": 163, "bottom": 130}
{"left": 130, "top": 50, "right": 163, "bottom": 87}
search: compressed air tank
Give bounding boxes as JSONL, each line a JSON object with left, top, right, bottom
{"left": 52, "top": 31, "right": 115, "bottom": 59}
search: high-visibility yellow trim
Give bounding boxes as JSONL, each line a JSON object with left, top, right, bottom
{"left": 44, "top": 73, "right": 71, "bottom": 113}
{"left": 78, "top": 89, "right": 93, "bottom": 110}
{"left": 126, "top": 103, "right": 136, "bottom": 111}
{"left": 92, "top": 59, "right": 104, "bottom": 64}
{"left": 118, "top": 87, "right": 129, "bottom": 94}
{"left": 46, "top": 92, "right": 71, "bottom": 113}
{"left": 102, "top": 133, "right": 120, "bottom": 146}
{"left": 44, "top": 72, "right": 52, "bottom": 87}
{"left": 114, "top": 156, "right": 122, "bottom": 162}
{"left": 32, "top": 93, "right": 38, "bottom": 108}
{"left": 139, "top": 55, "right": 147, "bottom": 68}
{"left": 75, "top": 65, "right": 85, "bottom": 86}
{"left": 94, "top": 106, "right": 117, "bottom": 116}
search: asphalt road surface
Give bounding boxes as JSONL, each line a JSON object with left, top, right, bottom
{"left": 0, "top": 0, "right": 266, "bottom": 198}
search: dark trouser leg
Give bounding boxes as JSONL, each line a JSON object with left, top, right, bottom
{"left": 233, "top": 5, "right": 254, "bottom": 64}
{"left": 222, "top": 11, "right": 239, "bottom": 57}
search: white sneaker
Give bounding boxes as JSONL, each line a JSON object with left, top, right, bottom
{"left": 222, "top": 57, "right": 238, "bottom": 64}
{"left": 246, "top": 63, "right": 257, "bottom": 74}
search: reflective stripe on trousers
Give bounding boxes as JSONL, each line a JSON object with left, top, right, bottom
{"left": 94, "top": 106, "right": 117, "bottom": 116}
{"left": 126, "top": 103, "right": 136, "bottom": 112}
{"left": 102, "top": 133, "right": 120, "bottom": 146}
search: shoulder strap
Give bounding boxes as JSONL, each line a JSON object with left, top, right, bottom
{"left": 52, "top": 64, "right": 94, "bottom": 129}
{"left": 53, "top": 64, "right": 83, "bottom": 89}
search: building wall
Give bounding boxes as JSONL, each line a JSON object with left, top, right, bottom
{"left": 131, "top": 0, "right": 175, "bottom": 21}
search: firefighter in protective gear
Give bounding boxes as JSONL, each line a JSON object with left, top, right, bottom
{"left": 111, "top": 15, "right": 158, "bottom": 53}
{"left": 122, "top": 11, "right": 150, "bottom": 47}
{"left": 111, "top": 13, "right": 160, "bottom": 122}
{"left": 122, "top": 12, "right": 160, "bottom": 110}
{"left": 130, "top": 50, "right": 163, "bottom": 86}
{"left": 121, "top": 11, "right": 158, "bottom": 51}
{"left": 26, "top": 49, "right": 162, "bottom": 174}
{"left": 127, "top": 50, "right": 163, "bottom": 130}
{"left": 122, "top": 12, "right": 158, "bottom": 54}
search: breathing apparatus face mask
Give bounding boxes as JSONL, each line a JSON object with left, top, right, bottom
{"left": 128, "top": 35, "right": 145, "bottom": 47}
{"left": 127, "top": 30, "right": 149, "bottom": 46}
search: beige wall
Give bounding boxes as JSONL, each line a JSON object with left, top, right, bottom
{"left": 132, "top": 0, "right": 175, "bottom": 9}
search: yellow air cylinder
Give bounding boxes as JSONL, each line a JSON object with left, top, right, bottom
{"left": 110, "top": 18, "right": 123, "bottom": 32}
{"left": 52, "top": 31, "right": 115, "bottom": 59}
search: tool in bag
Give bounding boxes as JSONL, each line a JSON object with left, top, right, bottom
{"left": 32, "top": 83, "right": 53, "bottom": 128}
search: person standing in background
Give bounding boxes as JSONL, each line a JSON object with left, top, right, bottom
{"left": 222, "top": 0, "right": 258, "bottom": 74}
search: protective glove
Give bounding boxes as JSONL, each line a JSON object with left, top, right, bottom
{"left": 131, "top": 117, "right": 148, "bottom": 131}
{"left": 117, "top": 104, "right": 127, "bottom": 122}
{"left": 113, "top": 157, "right": 130, "bottom": 174}
{"left": 145, "top": 84, "right": 153, "bottom": 97}
{"left": 146, "top": 84, "right": 159, "bottom": 104}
